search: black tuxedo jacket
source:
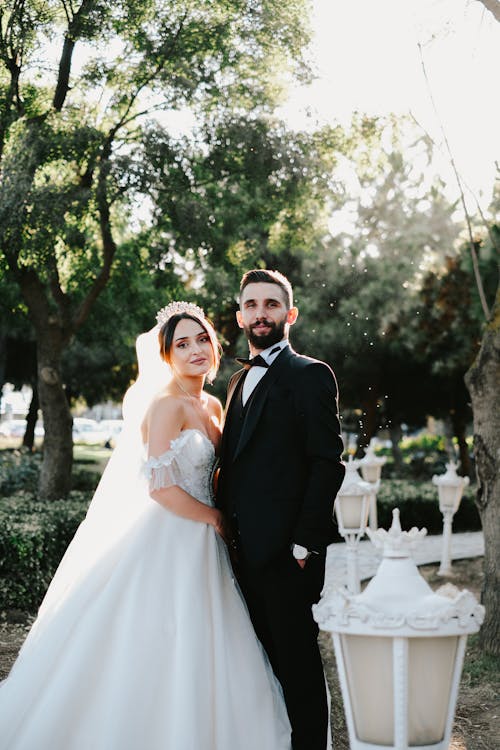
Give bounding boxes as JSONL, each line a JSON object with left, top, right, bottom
{"left": 217, "top": 345, "right": 345, "bottom": 568}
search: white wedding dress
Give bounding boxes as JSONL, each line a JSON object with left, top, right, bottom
{"left": 0, "top": 428, "right": 291, "bottom": 750}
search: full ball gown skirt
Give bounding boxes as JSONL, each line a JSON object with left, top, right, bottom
{"left": 0, "top": 429, "right": 291, "bottom": 749}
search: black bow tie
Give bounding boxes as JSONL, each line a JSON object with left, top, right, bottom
{"left": 235, "top": 354, "right": 269, "bottom": 370}
{"left": 235, "top": 346, "right": 282, "bottom": 370}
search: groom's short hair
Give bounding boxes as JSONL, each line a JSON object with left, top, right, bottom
{"left": 240, "top": 269, "right": 293, "bottom": 310}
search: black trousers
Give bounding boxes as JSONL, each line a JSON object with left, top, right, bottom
{"left": 234, "top": 548, "right": 329, "bottom": 750}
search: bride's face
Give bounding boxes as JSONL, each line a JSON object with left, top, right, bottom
{"left": 168, "top": 318, "right": 215, "bottom": 377}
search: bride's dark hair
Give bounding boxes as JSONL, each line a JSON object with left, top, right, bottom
{"left": 159, "top": 312, "right": 221, "bottom": 383}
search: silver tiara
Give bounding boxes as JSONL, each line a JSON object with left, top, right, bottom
{"left": 156, "top": 301, "right": 205, "bottom": 327}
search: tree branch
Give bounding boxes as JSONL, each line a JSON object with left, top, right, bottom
{"left": 73, "top": 138, "right": 117, "bottom": 329}
{"left": 47, "top": 253, "right": 72, "bottom": 334}
{"left": 409, "top": 113, "right": 500, "bottom": 257}
{"left": 52, "top": 0, "right": 95, "bottom": 111}
{"left": 53, "top": 35, "right": 76, "bottom": 111}
{"left": 474, "top": 0, "right": 500, "bottom": 23}
{"left": 0, "top": 2, "right": 26, "bottom": 156}
{"left": 107, "top": 14, "right": 188, "bottom": 135}
{"left": 417, "top": 43, "right": 491, "bottom": 320}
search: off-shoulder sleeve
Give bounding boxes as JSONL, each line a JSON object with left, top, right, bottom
{"left": 143, "top": 443, "right": 183, "bottom": 492}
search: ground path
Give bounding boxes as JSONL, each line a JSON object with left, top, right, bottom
{"left": 321, "top": 531, "right": 493, "bottom": 750}
{"left": 325, "top": 530, "right": 484, "bottom": 589}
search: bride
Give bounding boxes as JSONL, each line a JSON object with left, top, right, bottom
{"left": 0, "top": 302, "right": 291, "bottom": 750}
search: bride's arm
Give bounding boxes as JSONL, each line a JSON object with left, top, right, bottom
{"left": 145, "top": 396, "right": 227, "bottom": 537}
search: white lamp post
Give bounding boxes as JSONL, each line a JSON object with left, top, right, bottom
{"left": 314, "top": 509, "right": 484, "bottom": 750}
{"left": 335, "top": 457, "right": 375, "bottom": 594}
{"left": 358, "top": 438, "right": 386, "bottom": 530}
{"left": 432, "top": 462, "right": 470, "bottom": 577}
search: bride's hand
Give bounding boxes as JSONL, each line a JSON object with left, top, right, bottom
{"left": 210, "top": 509, "right": 230, "bottom": 544}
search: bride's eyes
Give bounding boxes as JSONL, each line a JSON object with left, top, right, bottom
{"left": 176, "top": 335, "right": 209, "bottom": 349}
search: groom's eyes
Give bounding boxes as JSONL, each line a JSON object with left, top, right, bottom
{"left": 243, "top": 300, "right": 280, "bottom": 309}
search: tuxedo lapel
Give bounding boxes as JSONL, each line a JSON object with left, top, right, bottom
{"left": 234, "top": 345, "right": 294, "bottom": 461}
{"left": 226, "top": 369, "right": 246, "bottom": 414}
{"left": 220, "top": 368, "right": 246, "bottom": 459}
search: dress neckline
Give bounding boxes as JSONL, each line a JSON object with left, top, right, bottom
{"left": 143, "top": 427, "right": 216, "bottom": 455}
{"left": 178, "top": 427, "right": 216, "bottom": 453}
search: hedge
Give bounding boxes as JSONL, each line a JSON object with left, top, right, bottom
{"left": 329, "top": 478, "right": 480, "bottom": 543}
{"left": 374, "top": 479, "right": 481, "bottom": 535}
{"left": 0, "top": 453, "right": 482, "bottom": 612}
{"left": 0, "top": 492, "right": 90, "bottom": 610}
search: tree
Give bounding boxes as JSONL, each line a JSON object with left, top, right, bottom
{"left": 139, "top": 115, "right": 346, "bottom": 338}
{"left": 404, "top": 250, "right": 498, "bottom": 475}
{"left": 0, "top": 0, "right": 311, "bottom": 497}
{"left": 465, "top": 210, "right": 500, "bottom": 655}
{"left": 291, "top": 117, "right": 463, "bottom": 453}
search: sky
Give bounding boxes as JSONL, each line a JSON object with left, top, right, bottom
{"left": 278, "top": 0, "right": 499, "bottom": 209}
{"left": 42, "top": 0, "right": 499, "bottom": 211}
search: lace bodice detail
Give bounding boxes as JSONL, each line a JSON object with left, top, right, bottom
{"left": 143, "top": 429, "right": 216, "bottom": 506}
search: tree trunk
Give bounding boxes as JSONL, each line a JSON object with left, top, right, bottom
{"left": 356, "top": 392, "right": 379, "bottom": 455}
{"left": 450, "top": 406, "right": 472, "bottom": 477}
{"left": 22, "top": 383, "right": 39, "bottom": 452}
{"left": 37, "top": 334, "right": 73, "bottom": 499}
{"left": 389, "top": 422, "right": 404, "bottom": 473}
{"left": 442, "top": 415, "right": 456, "bottom": 462}
{"left": 464, "top": 287, "right": 500, "bottom": 656}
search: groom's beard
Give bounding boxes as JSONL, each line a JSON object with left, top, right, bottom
{"left": 244, "top": 316, "right": 287, "bottom": 350}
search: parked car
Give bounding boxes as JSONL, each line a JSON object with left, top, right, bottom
{"left": 72, "top": 417, "right": 108, "bottom": 445}
{"left": 99, "top": 419, "right": 124, "bottom": 448}
{"left": 0, "top": 419, "right": 44, "bottom": 439}
{"left": 0, "top": 419, "right": 27, "bottom": 438}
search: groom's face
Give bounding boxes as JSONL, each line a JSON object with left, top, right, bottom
{"left": 237, "top": 282, "right": 298, "bottom": 351}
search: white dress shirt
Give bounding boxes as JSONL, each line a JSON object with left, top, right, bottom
{"left": 240, "top": 339, "right": 314, "bottom": 559}
{"left": 241, "top": 339, "right": 287, "bottom": 406}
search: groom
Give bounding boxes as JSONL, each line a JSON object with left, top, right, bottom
{"left": 217, "top": 269, "right": 345, "bottom": 750}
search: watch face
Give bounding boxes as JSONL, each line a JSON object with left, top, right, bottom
{"left": 294, "top": 545, "right": 309, "bottom": 560}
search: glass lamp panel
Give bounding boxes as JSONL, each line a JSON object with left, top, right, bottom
{"left": 338, "top": 494, "right": 367, "bottom": 529}
{"left": 439, "top": 485, "right": 458, "bottom": 511}
{"left": 361, "top": 464, "right": 380, "bottom": 483}
{"left": 408, "top": 636, "right": 459, "bottom": 745}
{"left": 340, "top": 634, "right": 394, "bottom": 745}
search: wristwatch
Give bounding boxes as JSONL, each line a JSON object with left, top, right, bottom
{"left": 292, "top": 544, "right": 311, "bottom": 561}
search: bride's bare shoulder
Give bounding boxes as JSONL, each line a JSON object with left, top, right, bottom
{"left": 149, "top": 391, "right": 185, "bottom": 419}
{"left": 206, "top": 393, "right": 223, "bottom": 421}
{"left": 141, "top": 393, "right": 186, "bottom": 440}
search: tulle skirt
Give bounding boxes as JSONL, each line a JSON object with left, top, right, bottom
{"left": 0, "top": 502, "right": 291, "bottom": 749}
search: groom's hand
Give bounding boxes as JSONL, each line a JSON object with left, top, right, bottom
{"left": 211, "top": 509, "right": 230, "bottom": 544}
{"left": 295, "top": 558, "right": 307, "bottom": 569}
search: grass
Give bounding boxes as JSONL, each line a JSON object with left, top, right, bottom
{"left": 462, "top": 633, "right": 499, "bottom": 687}
{"left": 73, "top": 444, "right": 111, "bottom": 472}
{"left": 321, "top": 558, "right": 499, "bottom": 750}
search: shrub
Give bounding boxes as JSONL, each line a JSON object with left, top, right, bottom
{"left": 71, "top": 466, "right": 101, "bottom": 492}
{"left": 0, "top": 448, "right": 102, "bottom": 496}
{"left": 373, "top": 479, "right": 480, "bottom": 534}
{"left": 374, "top": 433, "right": 474, "bottom": 481}
{"left": 0, "top": 451, "right": 41, "bottom": 496}
{"left": 0, "top": 492, "right": 90, "bottom": 611}
{"left": 331, "top": 478, "right": 481, "bottom": 542}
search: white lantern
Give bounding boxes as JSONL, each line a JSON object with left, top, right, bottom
{"left": 358, "top": 438, "right": 386, "bottom": 530}
{"left": 335, "top": 458, "right": 376, "bottom": 593}
{"left": 314, "top": 509, "right": 484, "bottom": 750}
{"left": 432, "top": 462, "right": 470, "bottom": 576}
